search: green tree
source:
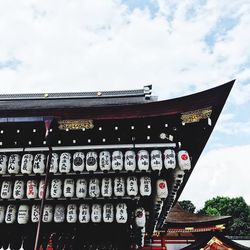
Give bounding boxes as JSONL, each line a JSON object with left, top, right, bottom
{"left": 204, "top": 206, "right": 220, "bottom": 216}
{"left": 179, "top": 200, "right": 196, "bottom": 213}
{"left": 200, "top": 196, "right": 250, "bottom": 236}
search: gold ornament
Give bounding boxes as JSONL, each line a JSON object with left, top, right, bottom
{"left": 58, "top": 119, "right": 94, "bottom": 130}
{"left": 181, "top": 107, "right": 212, "bottom": 123}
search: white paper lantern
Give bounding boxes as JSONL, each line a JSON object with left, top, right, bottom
{"left": 116, "top": 203, "right": 127, "bottom": 223}
{"left": 127, "top": 176, "right": 138, "bottom": 196}
{"left": 178, "top": 150, "right": 191, "bottom": 170}
{"left": 89, "top": 178, "right": 100, "bottom": 198}
{"left": 76, "top": 179, "right": 87, "bottom": 198}
{"left": 114, "top": 177, "right": 125, "bottom": 197}
{"left": 137, "top": 150, "right": 149, "bottom": 171}
{"left": 42, "top": 204, "right": 53, "bottom": 223}
{"left": 173, "top": 169, "right": 185, "bottom": 183}
{"left": 1, "top": 180, "right": 12, "bottom": 199}
{"left": 124, "top": 150, "right": 136, "bottom": 171}
{"left": 154, "top": 199, "right": 163, "bottom": 214}
{"left": 140, "top": 177, "right": 151, "bottom": 196}
{"left": 17, "top": 205, "right": 29, "bottom": 224}
{"left": 49, "top": 153, "right": 59, "bottom": 173}
{"left": 66, "top": 204, "right": 77, "bottom": 223}
{"left": 0, "top": 206, "right": 5, "bottom": 223}
{"left": 59, "top": 152, "right": 71, "bottom": 173}
{"left": 21, "top": 154, "right": 33, "bottom": 174}
{"left": 73, "top": 152, "right": 85, "bottom": 172}
{"left": 99, "top": 151, "right": 111, "bottom": 171}
{"left": 135, "top": 207, "right": 146, "bottom": 228}
{"left": 26, "top": 180, "right": 38, "bottom": 199}
{"left": 86, "top": 151, "right": 98, "bottom": 171}
{"left": 8, "top": 154, "right": 21, "bottom": 174}
{"left": 50, "top": 179, "right": 62, "bottom": 198}
{"left": 103, "top": 203, "right": 114, "bottom": 223}
{"left": 38, "top": 180, "right": 49, "bottom": 199}
{"left": 164, "top": 149, "right": 176, "bottom": 169}
{"left": 13, "top": 180, "right": 25, "bottom": 199}
{"left": 91, "top": 204, "right": 101, "bottom": 223}
{"left": 64, "top": 179, "right": 75, "bottom": 198}
{"left": 156, "top": 179, "right": 168, "bottom": 199}
{"left": 151, "top": 150, "right": 163, "bottom": 171}
{"left": 31, "top": 204, "right": 40, "bottom": 223}
{"left": 54, "top": 204, "right": 65, "bottom": 223}
{"left": 5, "top": 204, "right": 17, "bottom": 224}
{"left": 79, "top": 204, "right": 90, "bottom": 223}
{"left": 101, "top": 177, "right": 112, "bottom": 197}
{"left": 0, "top": 154, "right": 8, "bottom": 174}
{"left": 112, "top": 151, "right": 123, "bottom": 171}
{"left": 140, "top": 229, "right": 145, "bottom": 248}
{"left": 33, "top": 153, "right": 46, "bottom": 174}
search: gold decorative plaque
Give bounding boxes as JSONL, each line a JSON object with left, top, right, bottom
{"left": 207, "top": 236, "right": 223, "bottom": 246}
{"left": 181, "top": 106, "right": 212, "bottom": 124}
{"left": 215, "top": 224, "right": 225, "bottom": 230}
{"left": 58, "top": 119, "right": 94, "bottom": 130}
{"left": 152, "top": 231, "right": 161, "bottom": 237}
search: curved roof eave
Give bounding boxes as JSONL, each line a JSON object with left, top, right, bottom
{"left": 0, "top": 80, "right": 235, "bottom": 120}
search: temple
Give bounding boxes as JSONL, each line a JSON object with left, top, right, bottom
{"left": 143, "top": 202, "right": 249, "bottom": 249}
{"left": 0, "top": 80, "right": 240, "bottom": 249}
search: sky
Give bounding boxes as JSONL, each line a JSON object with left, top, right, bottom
{"left": 0, "top": 0, "right": 249, "bottom": 209}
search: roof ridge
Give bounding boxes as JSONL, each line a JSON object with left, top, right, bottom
{"left": 0, "top": 85, "right": 152, "bottom": 100}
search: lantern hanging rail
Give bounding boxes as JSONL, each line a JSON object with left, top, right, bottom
{"left": 0, "top": 196, "right": 141, "bottom": 202}
{"left": 0, "top": 170, "right": 154, "bottom": 178}
{"left": 0, "top": 142, "right": 177, "bottom": 152}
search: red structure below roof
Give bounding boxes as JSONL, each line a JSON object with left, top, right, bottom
{"left": 142, "top": 203, "right": 249, "bottom": 250}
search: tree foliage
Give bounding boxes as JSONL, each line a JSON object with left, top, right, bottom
{"left": 179, "top": 200, "right": 196, "bottom": 213}
{"left": 199, "top": 196, "right": 250, "bottom": 236}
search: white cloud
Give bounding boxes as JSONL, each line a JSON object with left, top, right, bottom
{"left": 230, "top": 83, "right": 250, "bottom": 105}
{"left": 215, "top": 113, "right": 250, "bottom": 135}
{"left": 0, "top": 0, "right": 249, "bottom": 102}
{"left": 180, "top": 145, "right": 250, "bottom": 209}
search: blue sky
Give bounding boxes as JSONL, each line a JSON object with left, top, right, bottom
{"left": 0, "top": 0, "right": 249, "bottom": 208}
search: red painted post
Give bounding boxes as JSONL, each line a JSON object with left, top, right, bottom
{"left": 161, "top": 235, "right": 166, "bottom": 250}
{"left": 34, "top": 146, "right": 52, "bottom": 250}
{"left": 34, "top": 119, "right": 54, "bottom": 250}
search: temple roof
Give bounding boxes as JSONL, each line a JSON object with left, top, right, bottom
{"left": 0, "top": 85, "right": 154, "bottom": 112}
{"left": 0, "top": 80, "right": 234, "bottom": 120}
{"left": 181, "top": 232, "right": 250, "bottom": 250}
{"left": 166, "top": 203, "right": 231, "bottom": 226}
